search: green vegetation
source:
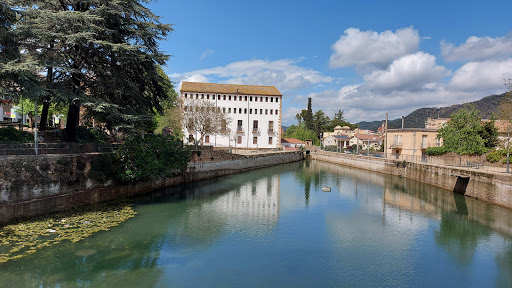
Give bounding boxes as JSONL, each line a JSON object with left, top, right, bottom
{"left": 425, "top": 146, "right": 449, "bottom": 156}
{"left": 90, "top": 134, "right": 191, "bottom": 184}
{"left": 0, "top": 127, "right": 32, "bottom": 143}
{"left": 487, "top": 150, "right": 506, "bottom": 163}
{"left": 0, "top": 201, "right": 137, "bottom": 264}
{"left": 438, "top": 105, "right": 487, "bottom": 155}
{"left": 479, "top": 119, "right": 499, "bottom": 148}
{"left": 284, "top": 123, "right": 320, "bottom": 145}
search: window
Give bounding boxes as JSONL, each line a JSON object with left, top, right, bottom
{"left": 207, "top": 94, "right": 209, "bottom": 99}
{"left": 222, "top": 107, "right": 226, "bottom": 113}
{"left": 237, "top": 136, "right": 242, "bottom": 144}
{"left": 275, "top": 109, "right": 278, "bottom": 115}
{"left": 238, "top": 120, "right": 243, "bottom": 127}
{"left": 244, "top": 108, "right": 247, "bottom": 114}
{"left": 229, "top": 95, "right": 231, "bottom": 100}
{"left": 276, "top": 97, "right": 279, "bottom": 102}
{"left": 239, "top": 96, "right": 242, "bottom": 101}
{"left": 234, "top": 108, "right": 237, "bottom": 114}
{"left": 205, "top": 135, "right": 210, "bottom": 144}
{"left": 234, "top": 96, "right": 237, "bottom": 101}
{"left": 271, "top": 97, "right": 273, "bottom": 102}
{"left": 201, "top": 94, "right": 204, "bottom": 99}
{"left": 260, "top": 109, "right": 263, "bottom": 114}
{"left": 260, "top": 97, "right": 263, "bottom": 102}
{"left": 269, "top": 137, "right": 273, "bottom": 145}
{"left": 184, "top": 93, "right": 187, "bottom": 98}
{"left": 265, "top": 97, "right": 268, "bottom": 102}
{"left": 253, "top": 137, "right": 257, "bottom": 144}
{"left": 245, "top": 96, "right": 247, "bottom": 101}
{"left": 250, "top": 109, "right": 252, "bottom": 114}
{"left": 255, "top": 109, "right": 258, "bottom": 115}
{"left": 253, "top": 120, "right": 258, "bottom": 133}
{"left": 269, "top": 121, "right": 274, "bottom": 133}
{"left": 184, "top": 106, "right": 188, "bottom": 112}
{"left": 223, "top": 95, "right": 226, "bottom": 100}
{"left": 228, "top": 108, "right": 231, "bottom": 113}
{"left": 270, "top": 110, "right": 273, "bottom": 115}
{"left": 265, "top": 109, "right": 268, "bottom": 115}
{"left": 196, "top": 94, "right": 199, "bottom": 99}
{"left": 239, "top": 108, "right": 242, "bottom": 114}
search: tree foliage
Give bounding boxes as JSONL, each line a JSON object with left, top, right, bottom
{"left": 7, "top": 0, "right": 173, "bottom": 140}
{"left": 438, "top": 105, "right": 486, "bottom": 155}
{"left": 305, "top": 97, "right": 314, "bottom": 130}
{"left": 284, "top": 123, "right": 320, "bottom": 145}
{"left": 479, "top": 119, "right": 499, "bottom": 148}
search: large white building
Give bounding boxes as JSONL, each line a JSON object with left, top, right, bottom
{"left": 180, "top": 81, "right": 282, "bottom": 148}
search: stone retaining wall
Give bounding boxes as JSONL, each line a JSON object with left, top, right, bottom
{"left": 0, "top": 151, "right": 303, "bottom": 224}
{"left": 312, "top": 150, "right": 512, "bottom": 209}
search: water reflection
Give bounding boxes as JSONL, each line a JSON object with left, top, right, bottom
{"left": 0, "top": 161, "right": 512, "bottom": 287}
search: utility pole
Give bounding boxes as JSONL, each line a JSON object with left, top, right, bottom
{"left": 384, "top": 113, "right": 388, "bottom": 159}
{"left": 508, "top": 127, "right": 510, "bottom": 173}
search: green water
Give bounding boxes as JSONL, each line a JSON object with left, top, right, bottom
{"left": 1, "top": 160, "right": 512, "bottom": 287}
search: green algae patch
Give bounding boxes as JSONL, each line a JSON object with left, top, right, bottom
{"left": 0, "top": 202, "right": 137, "bottom": 264}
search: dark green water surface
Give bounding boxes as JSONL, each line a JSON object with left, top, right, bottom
{"left": 1, "top": 160, "right": 512, "bottom": 287}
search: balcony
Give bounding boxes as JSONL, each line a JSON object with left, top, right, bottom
{"left": 236, "top": 127, "right": 244, "bottom": 134}
{"left": 268, "top": 128, "right": 275, "bottom": 134}
{"left": 252, "top": 128, "right": 260, "bottom": 134}
{"left": 390, "top": 141, "right": 403, "bottom": 148}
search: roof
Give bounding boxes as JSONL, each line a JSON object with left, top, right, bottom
{"left": 281, "top": 138, "right": 306, "bottom": 144}
{"left": 353, "top": 134, "right": 383, "bottom": 141}
{"left": 181, "top": 81, "right": 282, "bottom": 96}
{"left": 324, "top": 135, "right": 350, "bottom": 140}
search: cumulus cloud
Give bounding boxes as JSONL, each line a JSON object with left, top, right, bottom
{"left": 329, "top": 27, "right": 420, "bottom": 69}
{"left": 170, "top": 59, "right": 333, "bottom": 92}
{"left": 450, "top": 59, "right": 512, "bottom": 91}
{"left": 364, "top": 52, "right": 450, "bottom": 92}
{"left": 442, "top": 33, "right": 512, "bottom": 62}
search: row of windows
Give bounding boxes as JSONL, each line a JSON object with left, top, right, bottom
{"left": 203, "top": 135, "right": 274, "bottom": 145}
{"left": 183, "top": 93, "right": 279, "bottom": 103}
{"left": 184, "top": 106, "right": 279, "bottom": 115}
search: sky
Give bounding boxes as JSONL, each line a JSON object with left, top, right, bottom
{"left": 147, "top": 0, "right": 512, "bottom": 126}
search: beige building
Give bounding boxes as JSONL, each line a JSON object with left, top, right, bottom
{"left": 386, "top": 128, "right": 441, "bottom": 160}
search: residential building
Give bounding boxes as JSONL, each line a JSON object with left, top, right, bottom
{"left": 281, "top": 138, "right": 306, "bottom": 150}
{"left": 322, "top": 134, "right": 351, "bottom": 148}
{"left": 350, "top": 134, "right": 383, "bottom": 150}
{"left": 180, "top": 81, "right": 282, "bottom": 148}
{"left": 323, "top": 125, "right": 354, "bottom": 138}
{"left": 386, "top": 128, "right": 441, "bottom": 160}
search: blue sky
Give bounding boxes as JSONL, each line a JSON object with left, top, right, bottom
{"left": 148, "top": 0, "right": 512, "bottom": 126}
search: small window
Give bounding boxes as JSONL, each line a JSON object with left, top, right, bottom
{"left": 245, "top": 96, "right": 247, "bottom": 101}
{"left": 234, "top": 108, "right": 237, "bottom": 114}
{"left": 260, "top": 109, "right": 263, "bottom": 114}
{"left": 276, "top": 97, "right": 279, "bottom": 102}
{"left": 237, "top": 136, "right": 242, "bottom": 144}
{"left": 228, "top": 108, "right": 231, "bottom": 113}
{"left": 265, "top": 109, "right": 268, "bottom": 115}
{"left": 184, "top": 93, "right": 187, "bottom": 98}
{"left": 201, "top": 94, "right": 204, "bottom": 99}
{"left": 275, "top": 109, "right": 278, "bottom": 115}
{"left": 268, "top": 137, "right": 273, "bottom": 145}
{"left": 208, "top": 94, "right": 210, "bottom": 99}
{"left": 238, "top": 120, "right": 243, "bottom": 126}
{"left": 239, "top": 108, "right": 242, "bottom": 114}
{"left": 196, "top": 94, "right": 199, "bottom": 99}
{"left": 270, "top": 110, "right": 273, "bottom": 115}
{"left": 253, "top": 137, "right": 257, "bottom": 144}
{"left": 234, "top": 96, "right": 237, "bottom": 101}
{"left": 265, "top": 97, "right": 268, "bottom": 102}
{"left": 255, "top": 109, "right": 258, "bottom": 115}
{"left": 205, "top": 135, "right": 210, "bottom": 144}
{"left": 239, "top": 96, "right": 242, "bottom": 101}
{"left": 271, "top": 98, "right": 273, "bottom": 102}
{"left": 250, "top": 96, "right": 253, "bottom": 101}
{"left": 255, "top": 97, "right": 258, "bottom": 102}
{"left": 250, "top": 109, "right": 252, "bottom": 114}
{"left": 229, "top": 95, "right": 232, "bottom": 100}
{"left": 244, "top": 108, "right": 247, "bottom": 114}
{"left": 223, "top": 95, "right": 226, "bottom": 100}
{"left": 222, "top": 107, "right": 226, "bottom": 113}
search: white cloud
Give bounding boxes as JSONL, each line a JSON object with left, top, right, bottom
{"left": 200, "top": 49, "right": 215, "bottom": 61}
{"left": 173, "top": 74, "right": 210, "bottom": 91}
{"left": 329, "top": 27, "right": 420, "bottom": 69}
{"left": 171, "top": 59, "right": 333, "bottom": 92}
{"left": 441, "top": 33, "right": 512, "bottom": 62}
{"left": 364, "top": 52, "right": 450, "bottom": 92}
{"left": 450, "top": 59, "right": 512, "bottom": 90}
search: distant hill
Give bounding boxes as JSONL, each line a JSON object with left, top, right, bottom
{"left": 357, "top": 93, "right": 507, "bottom": 131}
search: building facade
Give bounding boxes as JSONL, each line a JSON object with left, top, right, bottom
{"left": 180, "top": 82, "right": 282, "bottom": 148}
{"left": 386, "top": 128, "right": 441, "bottom": 160}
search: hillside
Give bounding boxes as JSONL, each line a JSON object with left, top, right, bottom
{"left": 357, "top": 93, "right": 507, "bottom": 131}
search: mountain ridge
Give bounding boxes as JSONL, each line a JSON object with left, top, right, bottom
{"left": 357, "top": 93, "right": 507, "bottom": 131}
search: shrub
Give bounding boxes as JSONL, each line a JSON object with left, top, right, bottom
{"left": 487, "top": 150, "right": 505, "bottom": 163}
{"left": 0, "top": 127, "right": 32, "bottom": 143}
{"left": 114, "top": 134, "right": 191, "bottom": 183}
{"left": 74, "top": 126, "right": 107, "bottom": 143}
{"left": 425, "top": 146, "right": 448, "bottom": 156}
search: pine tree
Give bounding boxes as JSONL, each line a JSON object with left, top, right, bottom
{"left": 11, "top": 0, "right": 173, "bottom": 140}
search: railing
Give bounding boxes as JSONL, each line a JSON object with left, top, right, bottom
{"left": 390, "top": 141, "right": 403, "bottom": 148}
{"left": 237, "top": 127, "right": 243, "bottom": 133}
{"left": 268, "top": 128, "right": 275, "bottom": 134}
{"left": 252, "top": 128, "right": 260, "bottom": 134}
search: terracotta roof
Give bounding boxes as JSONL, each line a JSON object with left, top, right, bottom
{"left": 281, "top": 138, "right": 305, "bottom": 144}
{"left": 353, "top": 134, "right": 383, "bottom": 141}
{"left": 181, "top": 81, "right": 282, "bottom": 96}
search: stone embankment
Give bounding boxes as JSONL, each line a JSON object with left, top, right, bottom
{"left": 311, "top": 150, "right": 512, "bottom": 209}
{"left": 0, "top": 150, "right": 303, "bottom": 224}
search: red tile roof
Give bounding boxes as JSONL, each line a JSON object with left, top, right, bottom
{"left": 281, "top": 138, "right": 306, "bottom": 144}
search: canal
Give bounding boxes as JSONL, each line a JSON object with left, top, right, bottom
{"left": 1, "top": 160, "right": 512, "bottom": 287}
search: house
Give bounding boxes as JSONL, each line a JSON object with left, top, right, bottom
{"left": 322, "top": 134, "right": 351, "bottom": 149}
{"left": 323, "top": 125, "right": 353, "bottom": 138}
{"left": 180, "top": 81, "right": 282, "bottom": 148}
{"left": 386, "top": 128, "right": 441, "bottom": 160}
{"left": 350, "top": 133, "right": 383, "bottom": 150}
{"left": 281, "top": 138, "right": 305, "bottom": 150}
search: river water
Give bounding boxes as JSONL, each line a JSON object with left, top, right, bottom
{"left": 1, "top": 160, "right": 512, "bottom": 287}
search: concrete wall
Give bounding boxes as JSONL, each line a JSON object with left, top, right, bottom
{"left": 0, "top": 151, "right": 303, "bottom": 224}
{"left": 312, "top": 150, "right": 512, "bottom": 209}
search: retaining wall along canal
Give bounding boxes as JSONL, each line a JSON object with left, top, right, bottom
{"left": 311, "top": 150, "right": 512, "bottom": 209}
{"left": 0, "top": 151, "right": 303, "bottom": 224}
